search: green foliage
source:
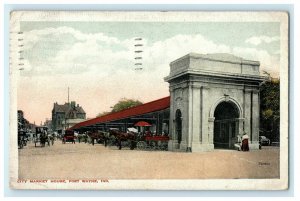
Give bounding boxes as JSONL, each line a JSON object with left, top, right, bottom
{"left": 260, "top": 77, "right": 280, "bottom": 142}
{"left": 97, "top": 111, "right": 111, "bottom": 117}
{"left": 111, "top": 98, "right": 143, "bottom": 112}
{"left": 97, "top": 98, "right": 142, "bottom": 117}
{"left": 262, "top": 109, "right": 273, "bottom": 119}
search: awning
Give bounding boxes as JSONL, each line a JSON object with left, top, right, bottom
{"left": 134, "top": 121, "right": 152, "bottom": 127}
{"left": 70, "top": 96, "right": 170, "bottom": 130}
{"left": 127, "top": 127, "right": 138, "bottom": 133}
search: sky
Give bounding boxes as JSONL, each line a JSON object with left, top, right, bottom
{"left": 17, "top": 21, "right": 281, "bottom": 125}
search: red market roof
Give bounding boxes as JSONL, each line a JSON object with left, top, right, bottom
{"left": 134, "top": 121, "right": 152, "bottom": 127}
{"left": 70, "top": 96, "right": 170, "bottom": 130}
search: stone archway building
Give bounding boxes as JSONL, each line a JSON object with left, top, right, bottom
{"left": 165, "top": 53, "right": 265, "bottom": 152}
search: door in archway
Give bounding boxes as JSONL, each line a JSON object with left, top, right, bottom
{"left": 213, "top": 101, "right": 239, "bottom": 149}
{"left": 175, "top": 109, "right": 182, "bottom": 144}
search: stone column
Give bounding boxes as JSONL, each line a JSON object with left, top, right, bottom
{"left": 208, "top": 117, "right": 215, "bottom": 145}
{"left": 201, "top": 86, "right": 209, "bottom": 144}
{"left": 191, "top": 86, "right": 201, "bottom": 151}
{"left": 251, "top": 90, "right": 260, "bottom": 149}
{"left": 168, "top": 88, "right": 175, "bottom": 151}
{"left": 201, "top": 86, "right": 214, "bottom": 151}
{"left": 243, "top": 89, "right": 252, "bottom": 137}
{"left": 192, "top": 86, "right": 213, "bottom": 152}
{"left": 187, "top": 84, "right": 193, "bottom": 151}
{"left": 238, "top": 118, "right": 245, "bottom": 136}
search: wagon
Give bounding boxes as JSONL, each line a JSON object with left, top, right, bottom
{"left": 18, "top": 129, "right": 28, "bottom": 149}
{"left": 62, "top": 129, "right": 76, "bottom": 144}
{"left": 136, "top": 135, "right": 169, "bottom": 151}
{"left": 34, "top": 126, "right": 50, "bottom": 147}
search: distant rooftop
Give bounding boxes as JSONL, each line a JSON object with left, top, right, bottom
{"left": 53, "top": 102, "right": 85, "bottom": 114}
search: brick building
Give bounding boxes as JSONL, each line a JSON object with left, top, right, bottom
{"left": 51, "top": 101, "right": 86, "bottom": 131}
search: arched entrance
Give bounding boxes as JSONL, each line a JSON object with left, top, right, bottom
{"left": 213, "top": 101, "right": 239, "bottom": 149}
{"left": 175, "top": 109, "right": 182, "bottom": 144}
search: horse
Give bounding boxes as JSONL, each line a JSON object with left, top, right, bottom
{"left": 109, "top": 129, "right": 136, "bottom": 150}
{"left": 86, "top": 131, "right": 109, "bottom": 146}
{"left": 48, "top": 134, "right": 54, "bottom": 145}
{"left": 40, "top": 132, "right": 48, "bottom": 147}
{"left": 99, "top": 131, "right": 110, "bottom": 147}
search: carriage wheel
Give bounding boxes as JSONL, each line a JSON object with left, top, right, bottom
{"left": 159, "top": 142, "right": 168, "bottom": 151}
{"left": 137, "top": 141, "right": 146, "bottom": 150}
{"left": 163, "top": 142, "right": 168, "bottom": 150}
{"left": 145, "top": 142, "right": 153, "bottom": 151}
{"left": 129, "top": 140, "right": 136, "bottom": 150}
{"left": 147, "top": 141, "right": 156, "bottom": 151}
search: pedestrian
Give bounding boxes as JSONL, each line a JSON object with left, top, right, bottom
{"left": 234, "top": 134, "right": 242, "bottom": 151}
{"left": 104, "top": 135, "right": 108, "bottom": 147}
{"left": 78, "top": 135, "right": 81, "bottom": 143}
{"left": 241, "top": 132, "right": 249, "bottom": 151}
{"left": 84, "top": 134, "right": 87, "bottom": 143}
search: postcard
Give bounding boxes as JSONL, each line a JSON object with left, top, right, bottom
{"left": 9, "top": 11, "right": 288, "bottom": 190}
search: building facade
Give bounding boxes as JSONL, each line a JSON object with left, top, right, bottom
{"left": 165, "top": 53, "right": 264, "bottom": 152}
{"left": 52, "top": 101, "right": 86, "bottom": 131}
{"left": 70, "top": 53, "right": 264, "bottom": 152}
{"left": 18, "top": 110, "right": 35, "bottom": 132}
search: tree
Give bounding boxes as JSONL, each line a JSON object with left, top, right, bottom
{"left": 260, "top": 76, "right": 280, "bottom": 142}
{"left": 97, "top": 98, "right": 143, "bottom": 117}
{"left": 111, "top": 98, "right": 143, "bottom": 113}
{"left": 97, "top": 111, "right": 111, "bottom": 117}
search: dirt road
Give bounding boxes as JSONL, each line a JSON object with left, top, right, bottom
{"left": 18, "top": 141, "right": 279, "bottom": 180}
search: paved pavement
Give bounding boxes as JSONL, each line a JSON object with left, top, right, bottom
{"left": 18, "top": 141, "right": 280, "bottom": 180}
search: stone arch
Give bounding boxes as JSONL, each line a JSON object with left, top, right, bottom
{"left": 209, "top": 96, "right": 243, "bottom": 119}
{"left": 209, "top": 96, "right": 243, "bottom": 149}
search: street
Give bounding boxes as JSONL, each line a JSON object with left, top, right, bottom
{"left": 18, "top": 141, "right": 280, "bottom": 180}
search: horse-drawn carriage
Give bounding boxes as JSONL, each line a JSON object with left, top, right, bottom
{"left": 77, "top": 127, "right": 169, "bottom": 151}
{"left": 84, "top": 131, "right": 109, "bottom": 146}
{"left": 18, "top": 129, "right": 28, "bottom": 149}
{"left": 34, "top": 126, "right": 51, "bottom": 147}
{"left": 136, "top": 134, "right": 169, "bottom": 151}
{"left": 62, "top": 129, "right": 76, "bottom": 144}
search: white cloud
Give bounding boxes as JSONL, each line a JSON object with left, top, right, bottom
{"left": 232, "top": 47, "right": 279, "bottom": 77}
{"left": 245, "top": 35, "right": 280, "bottom": 46}
{"left": 19, "top": 26, "right": 281, "bottom": 122}
{"left": 23, "top": 26, "right": 121, "bottom": 50}
{"left": 22, "top": 27, "right": 280, "bottom": 79}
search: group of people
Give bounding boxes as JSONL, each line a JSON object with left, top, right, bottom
{"left": 77, "top": 133, "right": 88, "bottom": 144}
{"left": 234, "top": 132, "right": 249, "bottom": 151}
{"left": 140, "top": 130, "right": 169, "bottom": 137}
